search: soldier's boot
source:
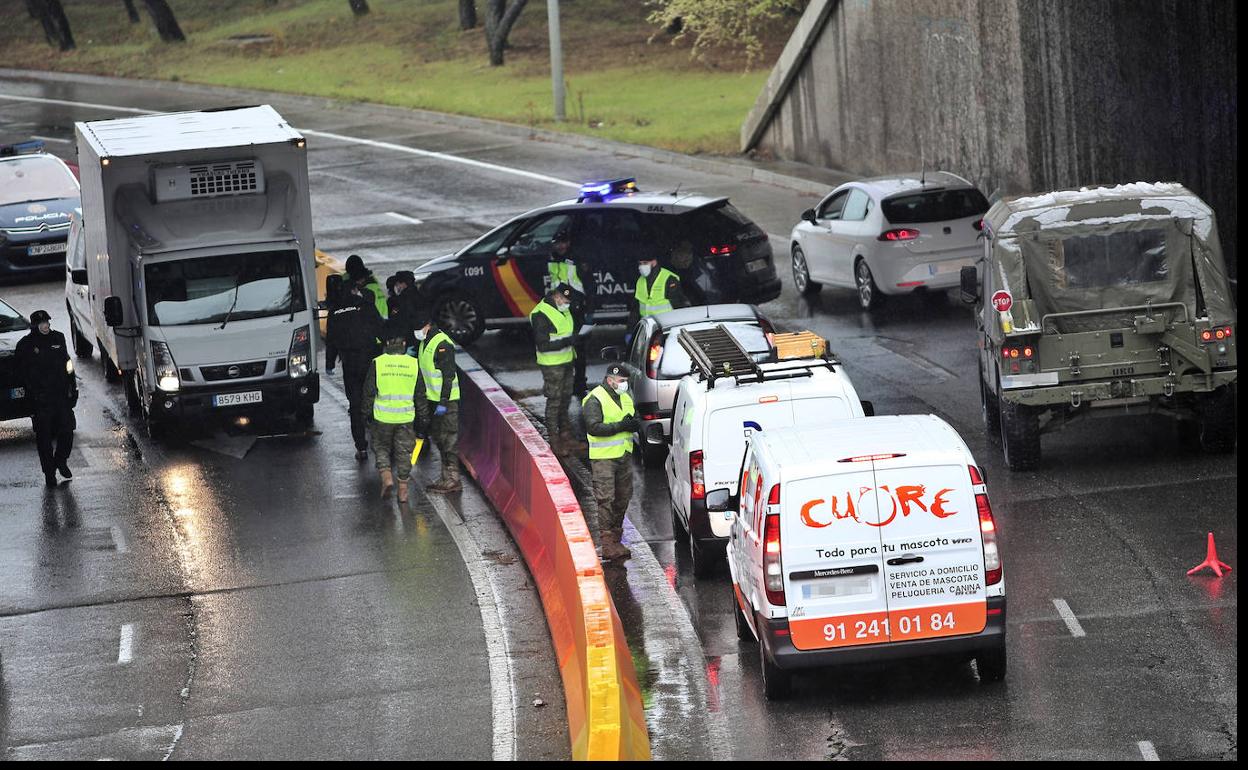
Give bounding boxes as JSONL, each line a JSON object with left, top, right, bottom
{"left": 379, "top": 468, "right": 394, "bottom": 499}
{"left": 608, "top": 527, "right": 631, "bottom": 560}
{"left": 397, "top": 475, "right": 410, "bottom": 504}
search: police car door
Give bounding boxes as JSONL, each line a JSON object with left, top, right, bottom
{"left": 576, "top": 209, "right": 644, "bottom": 315}
{"left": 870, "top": 454, "right": 987, "bottom": 644}
{"left": 498, "top": 213, "right": 575, "bottom": 318}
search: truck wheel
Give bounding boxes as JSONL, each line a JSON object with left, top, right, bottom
{"left": 975, "top": 643, "right": 1008, "bottom": 683}
{"left": 980, "top": 360, "right": 1000, "bottom": 436}
{"left": 123, "top": 371, "right": 142, "bottom": 414}
{"left": 759, "top": 632, "right": 792, "bottom": 700}
{"left": 434, "top": 293, "right": 485, "bottom": 345}
{"left": 732, "top": 587, "right": 753, "bottom": 642}
{"left": 99, "top": 342, "right": 122, "bottom": 383}
{"left": 691, "top": 534, "right": 717, "bottom": 579}
{"left": 999, "top": 397, "right": 1041, "bottom": 471}
{"left": 791, "top": 245, "right": 822, "bottom": 296}
{"left": 1198, "top": 384, "right": 1236, "bottom": 454}
{"left": 69, "top": 314, "right": 93, "bottom": 359}
{"left": 854, "top": 259, "right": 883, "bottom": 311}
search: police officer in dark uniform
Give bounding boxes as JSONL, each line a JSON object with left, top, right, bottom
{"left": 387, "top": 269, "right": 430, "bottom": 352}
{"left": 547, "top": 227, "right": 597, "bottom": 397}
{"left": 16, "top": 310, "right": 78, "bottom": 487}
{"left": 326, "top": 277, "right": 385, "bottom": 460}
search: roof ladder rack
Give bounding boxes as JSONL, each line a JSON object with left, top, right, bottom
{"left": 678, "top": 324, "right": 762, "bottom": 385}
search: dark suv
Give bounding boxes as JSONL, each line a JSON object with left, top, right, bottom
{"left": 412, "top": 179, "right": 781, "bottom": 343}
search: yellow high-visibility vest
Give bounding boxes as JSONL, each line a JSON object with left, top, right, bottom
{"left": 373, "top": 353, "right": 418, "bottom": 424}
{"left": 583, "top": 385, "right": 635, "bottom": 460}
{"left": 418, "top": 330, "right": 460, "bottom": 402}
{"left": 529, "top": 299, "right": 575, "bottom": 367}
{"left": 635, "top": 267, "right": 678, "bottom": 317}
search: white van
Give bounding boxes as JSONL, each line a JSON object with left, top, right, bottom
{"left": 720, "top": 415, "right": 1007, "bottom": 699}
{"left": 661, "top": 326, "right": 870, "bottom": 577}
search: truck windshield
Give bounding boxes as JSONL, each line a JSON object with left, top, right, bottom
{"left": 145, "top": 249, "right": 306, "bottom": 326}
{"left": 0, "top": 299, "right": 29, "bottom": 333}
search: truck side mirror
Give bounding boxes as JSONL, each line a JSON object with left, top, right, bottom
{"left": 959, "top": 266, "right": 980, "bottom": 305}
{"left": 706, "top": 488, "right": 735, "bottom": 512}
{"left": 643, "top": 421, "right": 666, "bottom": 447}
{"left": 103, "top": 295, "right": 123, "bottom": 327}
{"left": 860, "top": 399, "right": 875, "bottom": 416}
{"left": 801, "top": 208, "right": 818, "bottom": 225}
{"left": 70, "top": 268, "right": 88, "bottom": 285}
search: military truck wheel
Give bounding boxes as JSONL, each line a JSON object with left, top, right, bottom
{"left": 854, "top": 259, "right": 883, "bottom": 311}
{"left": 980, "top": 361, "right": 1001, "bottom": 436}
{"left": 791, "top": 245, "right": 821, "bottom": 295}
{"left": 999, "top": 398, "right": 1041, "bottom": 471}
{"left": 433, "top": 292, "right": 485, "bottom": 345}
{"left": 1197, "top": 385, "right": 1236, "bottom": 454}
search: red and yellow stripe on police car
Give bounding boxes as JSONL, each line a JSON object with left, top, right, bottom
{"left": 789, "top": 601, "right": 986, "bottom": 650}
{"left": 491, "top": 257, "right": 541, "bottom": 317}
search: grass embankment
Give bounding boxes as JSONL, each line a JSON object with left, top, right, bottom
{"left": 0, "top": 0, "right": 795, "bottom": 155}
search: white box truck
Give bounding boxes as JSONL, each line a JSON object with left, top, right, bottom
{"left": 73, "top": 106, "right": 319, "bottom": 437}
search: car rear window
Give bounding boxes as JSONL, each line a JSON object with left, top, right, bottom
{"left": 681, "top": 202, "right": 757, "bottom": 243}
{"left": 659, "top": 322, "right": 768, "bottom": 377}
{"left": 882, "top": 188, "right": 988, "bottom": 225}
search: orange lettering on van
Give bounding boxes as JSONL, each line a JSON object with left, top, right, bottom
{"left": 800, "top": 499, "right": 831, "bottom": 528}
{"left": 895, "top": 485, "right": 928, "bottom": 516}
{"left": 930, "top": 488, "right": 956, "bottom": 518}
{"left": 800, "top": 486, "right": 959, "bottom": 528}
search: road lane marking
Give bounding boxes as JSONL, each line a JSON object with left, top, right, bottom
{"left": 1052, "top": 598, "right": 1086, "bottom": 637}
{"left": 0, "top": 93, "right": 581, "bottom": 190}
{"left": 386, "top": 211, "right": 424, "bottom": 225}
{"left": 110, "top": 525, "right": 129, "bottom": 554}
{"left": 30, "top": 134, "right": 71, "bottom": 143}
{"left": 1137, "top": 741, "right": 1159, "bottom": 761}
{"left": 118, "top": 623, "right": 135, "bottom": 664}
{"left": 424, "top": 491, "right": 517, "bottom": 761}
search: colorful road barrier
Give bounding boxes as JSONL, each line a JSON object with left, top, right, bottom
{"left": 456, "top": 353, "right": 651, "bottom": 761}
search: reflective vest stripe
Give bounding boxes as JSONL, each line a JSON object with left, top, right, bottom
{"left": 549, "top": 260, "right": 584, "bottom": 292}
{"left": 373, "top": 354, "right": 419, "bottom": 424}
{"left": 529, "top": 300, "right": 576, "bottom": 366}
{"left": 583, "top": 386, "right": 634, "bottom": 460}
{"left": 635, "top": 268, "right": 678, "bottom": 317}
{"left": 418, "top": 331, "right": 460, "bottom": 402}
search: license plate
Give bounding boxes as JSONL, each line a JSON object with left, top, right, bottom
{"left": 212, "top": 391, "right": 262, "bottom": 407}
{"left": 6, "top": 387, "right": 24, "bottom": 400}
{"left": 746, "top": 259, "right": 769, "bottom": 273}
{"left": 27, "top": 242, "right": 68, "bottom": 256}
{"left": 802, "top": 577, "right": 872, "bottom": 599}
{"left": 929, "top": 258, "right": 973, "bottom": 276}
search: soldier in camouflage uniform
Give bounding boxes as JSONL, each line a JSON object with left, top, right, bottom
{"left": 414, "top": 320, "right": 462, "bottom": 493}
{"left": 582, "top": 364, "right": 640, "bottom": 561}
{"left": 362, "top": 334, "right": 421, "bottom": 503}
{"left": 529, "top": 284, "right": 587, "bottom": 456}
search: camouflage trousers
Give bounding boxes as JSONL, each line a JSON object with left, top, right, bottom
{"left": 371, "top": 420, "right": 417, "bottom": 481}
{"left": 540, "top": 363, "right": 575, "bottom": 438}
{"left": 591, "top": 454, "right": 633, "bottom": 545}
{"left": 417, "top": 398, "right": 460, "bottom": 483}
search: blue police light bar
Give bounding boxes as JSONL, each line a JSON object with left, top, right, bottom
{"left": 0, "top": 140, "right": 46, "bottom": 157}
{"left": 578, "top": 177, "right": 639, "bottom": 201}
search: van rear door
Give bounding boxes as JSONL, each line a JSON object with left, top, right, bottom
{"left": 870, "top": 457, "right": 987, "bottom": 641}
{"left": 781, "top": 470, "right": 891, "bottom": 651}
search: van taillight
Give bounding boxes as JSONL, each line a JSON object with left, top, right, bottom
{"left": 690, "top": 450, "right": 705, "bottom": 500}
{"left": 878, "top": 228, "right": 920, "bottom": 241}
{"left": 763, "top": 513, "right": 785, "bottom": 606}
{"left": 969, "top": 465, "right": 984, "bottom": 485}
{"left": 767, "top": 484, "right": 780, "bottom": 505}
{"left": 977, "top": 493, "right": 1002, "bottom": 586}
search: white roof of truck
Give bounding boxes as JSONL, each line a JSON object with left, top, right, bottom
{"left": 78, "top": 105, "right": 302, "bottom": 157}
{"left": 759, "top": 415, "right": 970, "bottom": 480}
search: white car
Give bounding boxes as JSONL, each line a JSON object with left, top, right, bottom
{"left": 661, "top": 326, "right": 870, "bottom": 577}
{"left": 789, "top": 172, "right": 990, "bottom": 310}
{"left": 722, "top": 415, "right": 1007, "bottom": 699}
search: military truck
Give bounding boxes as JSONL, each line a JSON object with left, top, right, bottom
{"left": 961, "top": 182, "right": 1237, "bottom": 470}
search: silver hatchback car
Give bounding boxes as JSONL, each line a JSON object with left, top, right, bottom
{"left": 608, "top": 304, "right": 774, "bottom": 466}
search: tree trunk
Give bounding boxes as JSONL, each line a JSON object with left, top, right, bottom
{"left": 28, "top": 0, "right": 75, "bottom": 50}
{"left": 122, "top": 0, "right": 140, "bottom": 23}
{"left": 141, "top": 0, "right": 185, "bottom": 42}
{"left": 483, "top": 0, "right": 527, "bottom": 67}
{"left": 348, "top": 0, "right": 370, "bottom": 16}
{"left": 459, "top": 0, "right": 477, "bottom": 30}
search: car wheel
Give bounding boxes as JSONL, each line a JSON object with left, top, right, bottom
{"left": 1197, "top": 384, "right": 1236, "bottom": 453}
{"left": 854, "top": 259, "right": 883, "bottom": 311}
{"left": 68, "top": 311, "right": 93, "bottom": 359}
{"left": 980, "top": 359, "right": 1001, "bottom": 437}
{"left": 791, "top": 245, "right": 821, "bottom": 296}
{"left": 975, "top": 643, "right": 1008, "bottom": 683}
{"left": 670, "top": 500, "right": 688, "bottom": 543}
{"left": 732, "top": 587, "right": 753, "bottom": 642}
{"left": 759, "top": 628, "right": 792, "bottom": 700}
{"left": 99, "top": 341, "right": 122, "bottom": 383}
{"left": 691, "top": 534, "right": 717, "bottom": 579}
{"left": 433, "top": 292, "right": 485, "bottom": 345}
{"left": 999, "top": 396, "right": 1041, "bottom": 471}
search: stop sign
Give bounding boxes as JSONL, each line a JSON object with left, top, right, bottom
{"left": 991, "top": 290, "right": 1013, "bottom": 312}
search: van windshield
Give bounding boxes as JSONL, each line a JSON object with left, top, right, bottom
{"left": 145, "top": 249, "right": 306, "bottom": 326}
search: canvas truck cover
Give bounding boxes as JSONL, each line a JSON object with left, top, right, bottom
{"left": 982, "top": 183, "right": 1234, "bottom": 333}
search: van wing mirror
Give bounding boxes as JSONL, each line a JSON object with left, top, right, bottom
{"left": 70, "top": 268, "right": 88, "bottom": 285}
{"left": 643, "top": 421, "right": 666, "bottom": 446}
{"left": 706, "top": 488, "right": 734, "bottom": 512}
{"left": 860, "top": 399, "right": 875, "bottom": 417}
{"left": 959, "top": 266, "right": 980, "bottom": 305}
{"left": 801, "top": 208, "right": 818, "bottom": 225}
{"left": 103, "top": 295, "right": 123, "bottom": 328}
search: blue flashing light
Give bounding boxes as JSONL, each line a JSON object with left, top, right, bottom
{"left": 0, "top": 139, "right": 46, "bottom": 157}
{"left": 578, "top": 177, "right": 639, "bottom": 201}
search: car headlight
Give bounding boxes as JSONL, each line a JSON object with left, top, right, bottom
{"left": 151, "top": 340, "right": 180, "bottom": 392}
{"left": 288, "top": 325, "right": 311, "bottom": 378}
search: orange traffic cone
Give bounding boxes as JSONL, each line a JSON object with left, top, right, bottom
{"left": 1187, "top": 532, "right": 1232, "bottom": 577}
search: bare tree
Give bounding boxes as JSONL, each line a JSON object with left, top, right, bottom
{"left": 27, "top": 0, "right": 75, "bottom": 51}
{"left": 122, "top": 0, "right": 140, "bottom": 23}
{"left": 348, "top": 0, "right": 370, "bottom": 15}
{"left": 459, "top": 0, "right": 477, "bottom": 30}
{"left": 483, "top": 0, "right": 527, "bottom": 66}
{"left": 141, "top": 0, "right": 185, "bottom": 42}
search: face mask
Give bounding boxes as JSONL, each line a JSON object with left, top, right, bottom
{"left": 613, "top": 380, "right": 629, "bottom": 394}
{"left": 415, "top": 329, "right": 428, "bottom": 341}
{"left": 638, "top": 264, "right": 652, "bottom": 278}
{"left": 555, "top": 301, "right": 570, "bottom": 313}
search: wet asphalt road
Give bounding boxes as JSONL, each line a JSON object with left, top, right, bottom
{"left": 0, "top": 71, "right": 1238, "bottom": 761}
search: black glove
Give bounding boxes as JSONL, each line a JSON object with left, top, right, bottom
{"left": 620, "top": 416, "right": 641, "bottom": 433}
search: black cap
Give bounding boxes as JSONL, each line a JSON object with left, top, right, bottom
{"left": 605, "top": 363, "right": 628, "bottom": 378}
{"left": 394, "top": 270, "right": 416, "bottom": 285}
{"left": 553, "top": 283, "right": 573, "bottom": 299}
{"left": 30, "top": 309, "right": 51, "bottom": 324}
{"left": 345, "top": 254, "right": 366, "bottom": 279}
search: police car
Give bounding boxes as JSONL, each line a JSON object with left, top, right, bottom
{"left": 0, "top": 141, "right": 81, "bottom": 277}
{"left": 0, "top": 297, "right": 32, "bottom": 421}
{"left": 412, "top": 178, "right": 782, "bottom": 343}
